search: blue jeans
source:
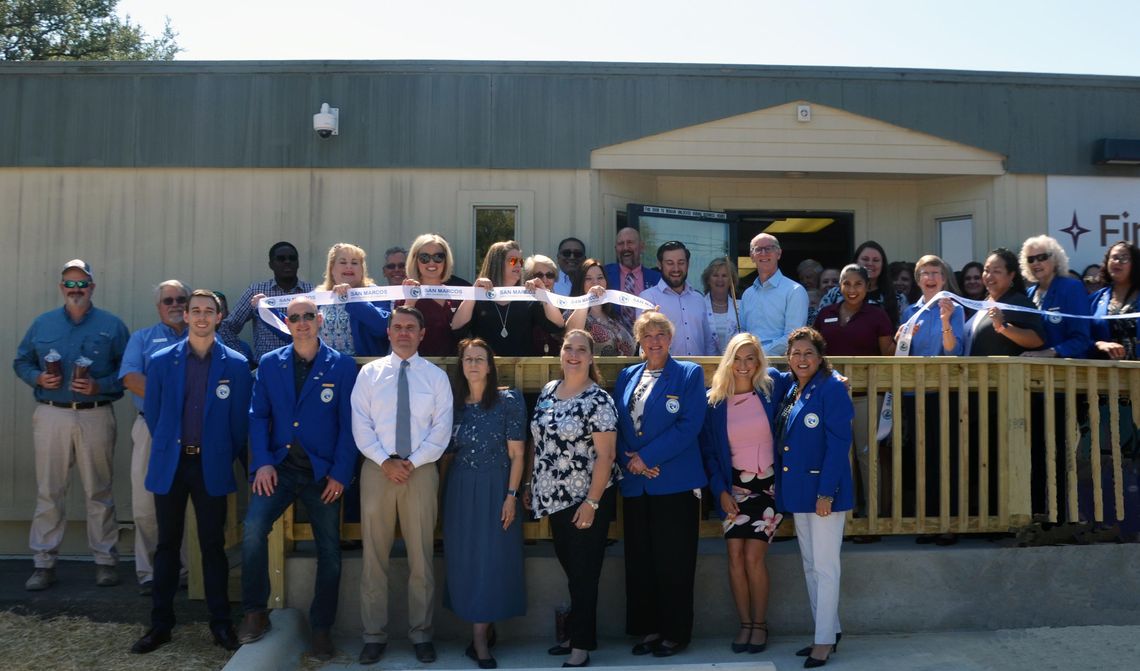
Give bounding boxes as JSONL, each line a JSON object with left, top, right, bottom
{"left": 241, "top": 465, "right": 342, "bottom": 630}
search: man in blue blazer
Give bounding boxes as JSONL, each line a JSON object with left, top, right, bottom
{"left": 605, "top": 227, "right": 662, "bottom": 326}
{"left": 237, "top": 297, "right": 358, "bottom": 660}
{"left": 131, "top": 290, "right": 251, "bottom": 655}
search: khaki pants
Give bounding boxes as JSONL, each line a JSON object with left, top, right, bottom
{"left": 360, "top": 459, "right": 438, "bottom": 644}
{"left": 131, "top": 415, "right": 188, "bottom": 584}
{"left": 30, "top": 404, "right": 118, "bottom": 567}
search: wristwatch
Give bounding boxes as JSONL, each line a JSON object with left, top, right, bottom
{"left": 507, "top": 488, "right": 519, "bottom": 498}
{"left": 584, "top": 497, "right": 600, "bottom": 510}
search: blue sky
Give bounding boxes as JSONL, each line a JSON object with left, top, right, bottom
{"left": 118, "top": 0, "right": 1140, "bottom": 77}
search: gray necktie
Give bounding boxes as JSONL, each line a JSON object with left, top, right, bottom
{"left": 396, "top": 359, "right": 411, "bottom": 458}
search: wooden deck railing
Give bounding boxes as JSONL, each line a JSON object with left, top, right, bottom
{"left": 189, "top": 357, "right": 1140, "bottom": 605}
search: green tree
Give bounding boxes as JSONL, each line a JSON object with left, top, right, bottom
{"left": 1, "top": 0, "right": 179, "bottom": 61}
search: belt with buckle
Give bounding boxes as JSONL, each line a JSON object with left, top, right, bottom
{"left": 182, "top": 444, "right": 202, "bottom": 456}
{"left": 39, "top": 400, "right": 113, "bottom": 410}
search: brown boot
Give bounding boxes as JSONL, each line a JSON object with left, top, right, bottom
{"left": 237, "top": 611, "right": 271, "bottom": 644}
{"left": 309, "top": 629, "right": 335, "bottom": 661}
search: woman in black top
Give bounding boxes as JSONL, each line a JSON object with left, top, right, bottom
{"left": 966, "top": 248, "right": 1044, "bottom": 356}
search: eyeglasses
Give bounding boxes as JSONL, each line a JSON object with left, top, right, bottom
{"left": 750, "top": 245, "right": 779, "bottom": 255}
{"left": 161, "top": 296, "right": 189, "bottom": 306}
{"left": 1026, "top": 253, "right": 1052, "bottom": 264}
{"left": 530, "top": 271, "right": 557, "bottom": 281}
{"left": 287, "top": 312, "right": 318, "bottom": 323}
{"left": 559, "top": 249, "right": 584, "bottom": 259}
{"left": 461, "top": 356, "right": 488, "bottom": 365}
{"left": 273, "top": 254, "right": 298, "bottom": 263}
{"left": 506, "top": 256, "right": 522, "bottom": 267}
{"left": 1109, "top": 255, "right": 1132, "bottom": 264}
{"left": 917, "top": 270, "right": 942, "bottom": 278}
{"left": 62, "top": 280, "right": 92, "bottom": 289}
{"left": 417, "top": 252, "right": 447, "bottom": 264}
{"left": 383, "top": 263, "right": 403, "bottom": 271}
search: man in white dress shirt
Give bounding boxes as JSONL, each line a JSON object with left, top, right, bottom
{"left": 351, "top": 306, "right": 453, "bottom": 666}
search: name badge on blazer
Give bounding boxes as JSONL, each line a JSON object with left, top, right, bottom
{"left": 804, "top": 412, "right": 820, "bottom": 428}
{"left": 823, "top": 317, "right": 839, "bottom": 323}
{"left": 665, "top": 395, "right": 681, "bottom": 414}
{"left": 1047, "top": 307, "right": 1062, "bottom": 324}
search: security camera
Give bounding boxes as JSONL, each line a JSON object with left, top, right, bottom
{"left": 313, "top": 103, "right": 339, "bottom": 138}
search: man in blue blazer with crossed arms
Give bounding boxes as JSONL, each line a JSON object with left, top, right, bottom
{"left": 237, "top": 296, "right": 359, "bottom": 661}
{"left": 131, "top": 289, "right": 251, "bottom": 654}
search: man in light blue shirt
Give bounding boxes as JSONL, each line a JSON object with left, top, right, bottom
{"left": 553, "top": 237, "right": 586, "bottom": 295}
{"left": 740, "top": 233, "right": 808, "bottom": 356}
{"left": 119, "top": 279, "right": 190, "bottom": 594}
{"left": 640, "top": 241, "right": 716, "bottom": 356}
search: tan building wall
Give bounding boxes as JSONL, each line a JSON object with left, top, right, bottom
{"left": 0, "top": 166, "right": 1047, "bottom": 553}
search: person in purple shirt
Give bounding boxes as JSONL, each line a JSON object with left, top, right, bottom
{"left": 119, "top": 279, "right": 191, "bottom": 594}
{"left": 639, "top": 241, "right": 716, "bottom": 356}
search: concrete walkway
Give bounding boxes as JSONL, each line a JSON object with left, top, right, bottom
{"left": 227, "top": 611, "right": 1140, "bottom": 671}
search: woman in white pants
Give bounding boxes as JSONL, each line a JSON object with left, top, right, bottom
{"left": 773, "top": 327, "right": 855, "bottom": 669}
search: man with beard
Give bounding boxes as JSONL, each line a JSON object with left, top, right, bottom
{"left": 119, "top": 280, "right": 191, "bottom": 595}
{"left": 639, "top": 241, "right": 716, "bottom": 355}
{"left": 13, "top": 259, "right": 130, "bottom": 591}
{"left": 605, "top": 227, "right": 662, "bottom": 326}
{"left": 553, "top": 237, "right": 586, "bottom": 295}
{"left": 219, "top": 241, "right": 314, "bottom": 362}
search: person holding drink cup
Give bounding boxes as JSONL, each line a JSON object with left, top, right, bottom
{"left": 12, "top": 259, "right": 130, "bottom": 591}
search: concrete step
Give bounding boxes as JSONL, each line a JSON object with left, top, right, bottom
{"left": 278, "top": 536, "right": 1140, "bottom": 640}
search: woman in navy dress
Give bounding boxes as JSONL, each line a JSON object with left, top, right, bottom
{"left": 442, "top": 338, "right": 526, "bottom": 669}
{"left": 775, "top": 327, "right": 855, "bottom": 669}
{"left": 699, "top": 332, "right": 790, "bottom": 654}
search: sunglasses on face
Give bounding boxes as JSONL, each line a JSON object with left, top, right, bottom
{"left": 559, "top": 249, "right": 584, "bottom": 259}
{"left": 530, "top": 271, "right": 557, "bottom": 281}
{"left": 383, "top": 263, "right": 403, "bottom": 271}
{"left": 273, "top": 254, "right": 298, "bottom": 263}
{"left": 417, "top": 252, "right": 447, "bottom": 264}
{"left": 62, "top": 280, "right": 92, "bottom": 289}
{"left": 1026, "top": 253, "right": 1052, "bottom": 264}
{"left": 287, "top": 312, "right": 317, "bottom": 323}
{"left": 161, "top": 296, "right": 189, "bottom": 306}
{"left": 506, "top": 256, "right": 522, "bottom": 268}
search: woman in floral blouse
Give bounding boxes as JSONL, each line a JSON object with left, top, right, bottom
{"left": 565, "top": 258, "right": 636, "bottom": 357}
{"left": 528, "top": 329, "right": 619, "bottom": 669}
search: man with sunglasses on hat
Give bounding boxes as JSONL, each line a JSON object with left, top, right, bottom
{"left": 13, "top": 259, "right": 130, "bottom": 591}
{"left": 554, "top": 237, "right": 587, "bottom": 295}
{"left": 131, "top": 289, "right": 251, "bottom": 654}
{"left": 118, "top": 280, "right": 191, "bottom": 595}
{"left": 219, "top": 241, "right": 314, "bottom": 362}
{"left": 237, "top": 296, "right": 358, "bottom": 660}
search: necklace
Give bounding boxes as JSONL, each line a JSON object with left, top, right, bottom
{"left": 494, "top": 302, "right": 511, "bottom": 338}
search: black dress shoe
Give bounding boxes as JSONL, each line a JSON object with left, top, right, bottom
{"left": 631, "top": 639, "right": 659, "bottom": 655}
{"left": 548, "top": 644, "right": 572, "bottom": 655}
{"left": 414, "top": 641, "right": 437, "bottom": 663}
{"left": 804, "top": 654, "right": 829, "bottom": 668}
{"left": 651, "top": 640, "right": 686, "bottom": 657}
{"left": 130, "top": 628, "right": 172, "bottom": 654}
{"left": 358, "top": 642, "right": 386, "bottom": 665}
{"left": 749, "top": 622, "right": 768, "bottom": 654}
{"left": 466, "top": 642, "right": 497, "bottom": 669}
{"left": 562, "top": 654, "right": 590, "bottom": 668}
{"left": 796, "top": 633, "right": 841, "bottom": 657}
{"left": 211, "top": 625, "right": 241, "bottom": 651}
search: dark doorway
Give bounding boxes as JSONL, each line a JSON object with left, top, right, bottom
{"left": 730, "top": 210, "right": 855, "bottom": 287}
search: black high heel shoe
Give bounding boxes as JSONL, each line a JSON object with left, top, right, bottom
{"left": 465, "top": 642, "right": 497, "bottom": 669}
{"left": 749, "top": 621, "right": 768, "bottom": 653}
{"left": 804, "top": 652, "right": 829, "bottom": 668}
{"left": 731, "top": 622, "right": 752, "bottom": 654}
{"left": 795, "top": 632, "right": 841, "bottom": 656}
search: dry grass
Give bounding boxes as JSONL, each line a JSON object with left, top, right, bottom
{"left": 0, "top": 610, "right": 233, "bottom": 671}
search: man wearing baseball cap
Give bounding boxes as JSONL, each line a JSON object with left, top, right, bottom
{"left": 12, "top": 259, "right": 130, "bottom": 591}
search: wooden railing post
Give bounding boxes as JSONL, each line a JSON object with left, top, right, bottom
{"left": 267, "top": 515, "right": 286, "bottom": 609}
{"left": 1005, "top": 362, "right": 1032, "bottom": 527}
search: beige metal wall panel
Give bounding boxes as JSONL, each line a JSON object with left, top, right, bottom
{"left": 0, "top": 167, "right": 589, "bottom": 535}
{"left": 592, "top": 101, "right": 1006, "bottom": 176}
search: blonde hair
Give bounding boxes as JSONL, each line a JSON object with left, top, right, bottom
{"left": 633, "top": 310, "right": 675, "bottom": 343}
{"left": 319, "top": 242, "right": 376, "bottom": 290}
{"left": 406, "top": 233, "right": 454, "bottom": 283}
{"left": 707, "top": 333, "right": 772, "bottom": 405}
{"left": 1019, "top": 235, "right": 1070, "bottom": 283}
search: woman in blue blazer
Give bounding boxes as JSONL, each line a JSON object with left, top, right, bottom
{"left": 316, "top": 243, "right": 391, "bottom": 356}
{"left": 1020, "top": 235, "right": 1091, "bottom": 359}
{"left": 615, "top": 311, "right": 707, "bottom": 658}
{"left": 1089, "top": 241, "right": 1140, "bottom": 359}
{"left": 775, "top": 327, "right": 854, "bottom": 669}
{"left": 699, "top": 333, "right": 790, "bottom": 654}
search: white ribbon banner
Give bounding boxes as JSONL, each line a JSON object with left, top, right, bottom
{"left": 876, "top": 290, "right": 1140, "bottom": 440}
{"left": 257, "top": 285, "right": 656, "bottom": 336}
